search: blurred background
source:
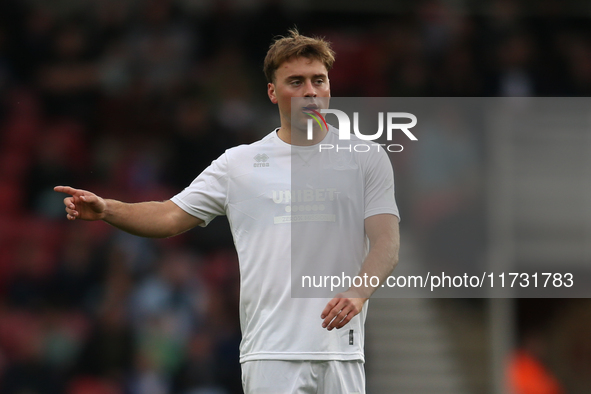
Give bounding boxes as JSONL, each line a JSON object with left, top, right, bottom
{"left": 1, "top": 0, "right": 591, "bottom": 393}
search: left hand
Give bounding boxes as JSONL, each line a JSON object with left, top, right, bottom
{"left": 320, "top": 290, "right": 367, "bottom": 331}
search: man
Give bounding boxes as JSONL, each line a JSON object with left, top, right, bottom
{"left": 56, "top": 29, "right": 400, "bottom": 393}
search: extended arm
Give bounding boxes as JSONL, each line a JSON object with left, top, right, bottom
{"left": 54, "top": 186, "right": 203, "bottom": 238}
{"left": 321, "top": 213, "right": 400, "bottom": 330}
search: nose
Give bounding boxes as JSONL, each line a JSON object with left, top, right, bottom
{"left": 303, "top": 80, "right": 317, "bottom": 97}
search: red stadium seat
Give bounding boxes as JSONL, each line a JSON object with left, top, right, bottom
{"left": 0, "top": 180, "right": 23, "bottom": 215}
{"left": 67, "top": 376, "right": 123, "bottom": 394}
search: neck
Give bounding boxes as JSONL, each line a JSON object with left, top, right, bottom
{"left": 277, "top": 124, "right": 327, "bottom": 146}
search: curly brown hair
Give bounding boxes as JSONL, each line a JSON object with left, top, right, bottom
{"left": 263, "top": 28, "right": 335, "bottom": 83}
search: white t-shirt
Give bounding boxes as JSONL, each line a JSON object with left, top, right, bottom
{"left": 171, "top": 126, "right": 399, "bottom": 363}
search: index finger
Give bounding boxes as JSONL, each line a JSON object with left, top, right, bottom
{"left": 321, "top": 297, "right": 340, "bottom": 319}
{"left": 322, "top": 298, "right": 348, "bottom": 329}
{"left": 54, "top": 186, "right": 80, "bottom": 196}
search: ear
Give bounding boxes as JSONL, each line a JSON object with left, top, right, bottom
{"left": 268, "top": 82, "right": 278, "bottom": 104}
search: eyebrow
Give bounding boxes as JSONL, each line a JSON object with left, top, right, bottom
{"left": 285, "top": 73, "right": 327, "bottom": 81}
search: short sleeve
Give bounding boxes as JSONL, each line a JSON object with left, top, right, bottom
{"left": 170, "top": 152, "right": 229, "bottom": 227}
{"left": 364, "top": 149, "right": 400, "bottom": 220}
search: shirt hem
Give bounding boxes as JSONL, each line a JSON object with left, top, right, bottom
{"left": 170, "top": 197, "right": 210, "bottom": 227}
{"left": 239, "top": 352, "right": 365, "bottom": 363}
{"left": 364, "top": 208, "right": 400, "bottom": 220}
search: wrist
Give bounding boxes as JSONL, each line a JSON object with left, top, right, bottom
{"left": 101, "top": 198, "right": 114, "bottom": 221}
{"left": 345, "top": 288, "right": 371, "bottom": 301}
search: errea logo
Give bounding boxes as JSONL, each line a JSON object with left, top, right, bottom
{"left": 253, "top": 153, "right": 269, "bottom": 167}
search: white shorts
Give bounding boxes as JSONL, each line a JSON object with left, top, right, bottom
{"left": 241, "top": 360, "right": 365, "bottom": 394}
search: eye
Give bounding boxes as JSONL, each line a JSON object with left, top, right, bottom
{"left": 291, "top": 80, "right": 302, "bottom": 86}
{"left": 315, "top": 79, "right": 325, "bottom": 85}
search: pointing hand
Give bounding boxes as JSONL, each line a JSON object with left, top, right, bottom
{"left": 54, "top": 186, "right": 107, "bottom": 221}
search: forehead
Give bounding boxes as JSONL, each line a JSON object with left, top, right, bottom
{"left": 276, "top": 56, "right": 328, "bottom": 79}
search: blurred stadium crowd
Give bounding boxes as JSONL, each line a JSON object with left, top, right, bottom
{"left": 1, "top": 0, "right": 590, "bottom": 393}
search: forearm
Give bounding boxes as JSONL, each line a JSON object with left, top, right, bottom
{"left": 103, "top": 199, "right": 186, "bottom": 238}
{"left": 352, "top": 214, "right": 400, "bottom": 300}
{"left": 354, "top": 236, "right": 399, "bottom": 299}
{"left": 320, "top": 220, "right": 399, "bottom": 331}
